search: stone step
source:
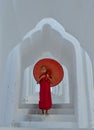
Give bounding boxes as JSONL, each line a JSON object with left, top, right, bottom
{"left": 17, "top": 107, "right": 74, "bottom": 115}
{"left": 15, "top": 114, "right": 76, "bottom": 122}
{"left": 13, "top": 121, "right": 77, "bottom": 128}
{"left": 20, "top": 103, "right": 73, "bottom": 109}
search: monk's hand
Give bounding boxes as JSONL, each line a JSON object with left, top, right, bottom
{"left": 46, "top": 74, "right": 52, "bottom": 82}
{"left": 46, "top": 74, "right": 49, "bottom": 78}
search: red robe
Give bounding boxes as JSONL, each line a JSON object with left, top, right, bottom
{"left": 39, "top": 72, "right": 52, "bottom": 110}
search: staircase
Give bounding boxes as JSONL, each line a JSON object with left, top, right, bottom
{"left": 13, "top": 103, "right": 77, "bottom": 128}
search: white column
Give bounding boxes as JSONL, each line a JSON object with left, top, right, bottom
{"left": 84, "top": 52, "right": 94, "bottom": 127}
{"left": 75, "top": 44, "right": 89, "bottom": 128}
{"left": 61, "top": 67, "right": 70, "bottom": 103}
{"left": 22, "top": 67, "right": 30, "bottom": 103}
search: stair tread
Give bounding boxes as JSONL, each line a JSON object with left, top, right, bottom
{"left": 18, "top": 108, "right": 74, "bottom": 115}
{"left": 15, "top": 114, "right": 76, "bottom": 122}
{"left": 14, "top": 121, "right": 77, "bottom": 128}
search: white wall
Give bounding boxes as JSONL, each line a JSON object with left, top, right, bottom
{"left": 0, "top": 0, "right": 94, "bottom": 71}
{"left": 0, "top": 0, "right": 94, "bottom": 124}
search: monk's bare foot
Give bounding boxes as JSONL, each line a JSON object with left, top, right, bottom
{"left": 45, "top": 110, "right": 48, "bottom": 115}
{"left": 42, "top": 110, "right": 44, "bottom": 114}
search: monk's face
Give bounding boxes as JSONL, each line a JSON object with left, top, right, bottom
{"left": 41, "top": 66, "right": 47, "bottom": 73}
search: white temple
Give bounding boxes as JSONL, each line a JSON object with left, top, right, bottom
{"left": 0, "top": 0, "right": 94, "bottom": 129}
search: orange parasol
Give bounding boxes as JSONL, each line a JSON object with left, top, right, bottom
{"left": 33, "top": 58, "right": 64, "bottom": 87}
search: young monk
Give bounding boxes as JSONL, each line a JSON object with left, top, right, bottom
{"left": 37, "top": 65, "right": 52, "bottom": 115}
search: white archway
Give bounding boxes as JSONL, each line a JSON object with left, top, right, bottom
{"left": 2, "top": 18, "right": 94, "bottom": 128}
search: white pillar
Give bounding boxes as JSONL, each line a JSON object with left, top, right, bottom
{"left": 22, "top": 67, "right": 30, "bottom": 103}
{"left": 84, "top": 52, "right": 94, "bottom": 127}
{"left": 75, "top": 44, "right": 89, "bottom": 128}
{"left": 61, "top": 67, "right": 70, "bottom": 103}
